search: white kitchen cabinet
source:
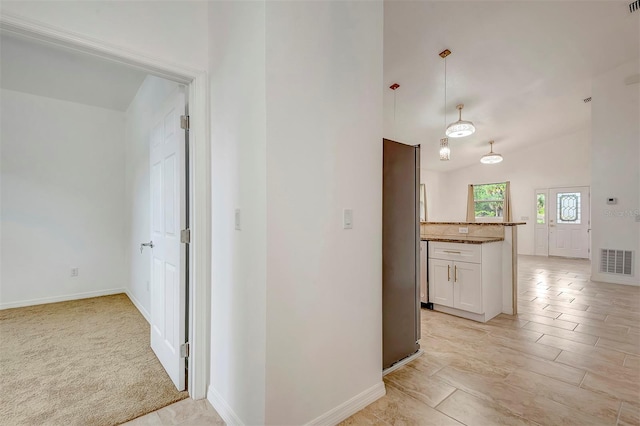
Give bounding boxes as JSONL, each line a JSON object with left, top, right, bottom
{"left": 453, "top": 261, "right": 482, "bottom": 314}
{"left": 427, "top": 241, "right": 502, "bottom": 322}
{"left": 420, "top": 241, "right": 428, "bottom": 304}
{"left": 428, "top": 258, "right": 453, "bottom": 306}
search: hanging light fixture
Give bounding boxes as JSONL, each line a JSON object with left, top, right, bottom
{"left": 439, "top": 138, "right": 450, "bottom": 160}
{"left": 446, "top": 104, "right": 476, "bottom": 138}
{"left": 480, "top": 140, "right": 503, "bottom": 164}
{"left": 439, "top": 49, "right": 451, "bottom": 161}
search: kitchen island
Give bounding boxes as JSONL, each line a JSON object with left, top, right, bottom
{"left": 420, "top": 221, "right": 525, "bottom": 321}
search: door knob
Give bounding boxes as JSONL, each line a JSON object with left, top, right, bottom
{"left": 140, "top": 241, "right": 154, "bottom": 253}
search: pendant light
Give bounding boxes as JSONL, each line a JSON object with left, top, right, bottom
{"left": 446, "top": 104, "right": 476, "bottom": 138}
{"left": 439, "top": 138, "right": 450, "bottom": 160}
{"left": 439, "top": 49, "right": 451, "bottom": 161}
{"left": 480, "top": 140, "right": 503, "bottom": 164}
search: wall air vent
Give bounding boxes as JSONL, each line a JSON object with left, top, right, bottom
{"left": 600, "top": 249, "right": 633, "bottom": 276}
{"left": 630, "top": 0, "right": 639, "bottom": 13}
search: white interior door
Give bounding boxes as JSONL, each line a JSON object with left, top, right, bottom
{"left": 548, "top": 186, "right": 590, "bottom": 259}
{"left": 534, "top": 189, "right": 549, "bottom": 256}
{"left": 150, "top": 87, "right": 187, "bottom": 390}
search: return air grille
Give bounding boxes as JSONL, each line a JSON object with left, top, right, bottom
{"left": 631, "top": 0, "right": 639, "bottom": 13}
{"left": 600, "top": 249, "right": 633, "bottom": 276}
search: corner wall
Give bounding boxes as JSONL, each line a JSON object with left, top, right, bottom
{"left": 0, "top": 89, "right": 127, "bottom": 308}
{"left": 264, "top": 2, "right": 384, "bottom": 424}
{"left": 208, "top": 1, "right": 384, "bottom": 424}
{"left": 208, "top": 2, "right": 267, "bottom": 424}
{"left": 591, "top": 59, "right": 640, "bottom": 285}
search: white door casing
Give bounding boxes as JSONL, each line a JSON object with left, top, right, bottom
{"left": 534, "top": 189, "right": 549, "bottom": 256}
{"left": 150, "top": 87, "right": 187, "bottom": 391}
{"left": 548, "top": 186, "right": 590, "bottom": 259}
{"left": 0, "top": 14, "right": 210, "bottom": 399}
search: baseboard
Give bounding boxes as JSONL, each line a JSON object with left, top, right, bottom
{"left": 591, "top": 273, "right": 639, "bottom": 286}
{"left": 207, "top": 385, "right": 245, "bottom": 426}
{"left": 125, "top": 290, "right": 150, "bottom": 323}
{"left": 306, "top": 381, "right": 386, "bottom": 426}
{"left": 0, "top": 288, "right": 127, "bottom": 310}
{"left": 383, "top": 349, "right": 423, "bottom": 376}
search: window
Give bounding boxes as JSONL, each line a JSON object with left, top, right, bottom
{"left": 556, "top": 192, "right": 581, "bottom": 224}
{"left": 537, "top": 193, "right": 545, "bottom": 224}
{"left": 474, "top": 182, "right": 507, "bottom": 220}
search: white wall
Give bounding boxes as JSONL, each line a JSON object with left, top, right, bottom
{"left": 208, "top": 2, "right": 267, "bottom": 424}
{"left": 208, "top": 1, "right": 384, "bottom": 424}
{"left": 424, "top": 128, "right": 591, "bottom": 255}
{"left": 0, "top": 1, "right": 209, "bottom": 72}
{"left": 264, "top": 2, "right": 384, "bottom": 424}
{"left": 421, "top": 169, "right": 440, "bottom": 222}
{"left": 124, "top": 76, "right": 179, "bottom": 319}
{"left": 591, "top": 59, "right": 640, "bottom": 285}
{"left": 0, "top": 89, "right": 126, "bottom": 308}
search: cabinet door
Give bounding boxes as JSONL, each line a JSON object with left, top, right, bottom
{"left": 453, "top": 262, "right": 483, "bottom": 314}
{"left": 428, "top": 259, "right": 453, "bottom": 307}
{"left": 420, "top": 242, "right": 428, "bottom": 303}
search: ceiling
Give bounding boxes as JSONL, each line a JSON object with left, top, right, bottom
{"left": 0, "top": 32, "right": 147, "bottom": 111}
{"left": 383, "top": 1, "right": 640, "bottom": 171}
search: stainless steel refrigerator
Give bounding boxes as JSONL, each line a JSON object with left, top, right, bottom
{"left": 382, "top": 138, "right": 420, "bottom": 370}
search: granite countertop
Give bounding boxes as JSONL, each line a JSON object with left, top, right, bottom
{"left": 420, "top": 235, "right": 504, "bottom": 244}
{"left": 422, "top": 221, "right": 526, "bottom": 226}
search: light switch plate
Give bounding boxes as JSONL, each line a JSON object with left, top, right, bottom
{"left": 235, "top": 209, "right": 241, "bottom": 230}
{"left": 343, "top": 209, "right": 353, "bottom": 229}
{"left": 521, "top": 216, "right": 529, "bottom": 221}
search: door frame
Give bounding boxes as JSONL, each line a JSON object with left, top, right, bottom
{"left": 0, "top": 14, "right": 211, "bottom": 399}
{"left": 536, "top": 185, "right": 591, "bottom": 259}
{"left": 548, "top": 186, "right": 591, "bottom": 259}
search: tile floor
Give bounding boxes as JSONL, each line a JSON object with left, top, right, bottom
{"left": 127, "top": 255, "right": 640, "bottom": 425}
{"left": 123, "top": 398, "right": 225, "bottom": 425}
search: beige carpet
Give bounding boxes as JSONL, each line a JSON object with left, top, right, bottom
{"left": 0, "top": 294, "right": 188, "bottom": 425}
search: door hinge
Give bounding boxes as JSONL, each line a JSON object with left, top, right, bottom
{"left": 180, "top": 342, "right": 190, "bottom": 358}
{"left": 181, "top": 228, "right": 191, "bottom": 244}
{"left": 180, "top": 115, "right": 190, "bottom": 130}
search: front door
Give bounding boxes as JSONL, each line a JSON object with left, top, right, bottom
{"left": 548, "top": 186, "right": 590, "bottom": 259}
{"left": 150, "top": 87, "right": 187, "bottom": 390}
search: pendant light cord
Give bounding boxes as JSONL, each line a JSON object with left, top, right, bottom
{"left": 444, "top": 56, "right": 447, "bottom": 129}
{"left": 394, "top": 90, "right": 397, "bottom": 123}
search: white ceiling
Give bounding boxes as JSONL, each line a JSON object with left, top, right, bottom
{"left": 0, "top": 32, "right": 147, "bottom": 111}
{"left": 383, "top": 1, "right": 640, "bottom": 171}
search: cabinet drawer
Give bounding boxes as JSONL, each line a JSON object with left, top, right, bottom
{"left": 428, "top": 242, "right": 481, "bottom": 264}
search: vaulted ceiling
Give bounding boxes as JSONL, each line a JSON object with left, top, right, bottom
{"left": 383, "top": 1, "right": 640, "bottom": 171}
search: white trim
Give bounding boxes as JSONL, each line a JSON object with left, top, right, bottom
{"left": 591, "top": 273, "right": 639, "bottom": 286}
{"left": 187, "top": 71, "right": 211, "bottom": 401}
{"left": 0, "top": 12, "right": 196, "bottom": 84}
{"left": 382, "top": 349, "right": 423, "bottom": 376}
{"left": 125, "top": 291, "right": 151, "bottom": 323}
{"left": 0, "top": 288, "right": 126, "bottom": 310}
{"left": 0, "top": 13, "right": 211, "bottom": 401}
{"left": 207, "top": 385, "right": 245, "bottom": 426}
{"left": 306, "top": 381, "right": 386, "bottom": 426}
